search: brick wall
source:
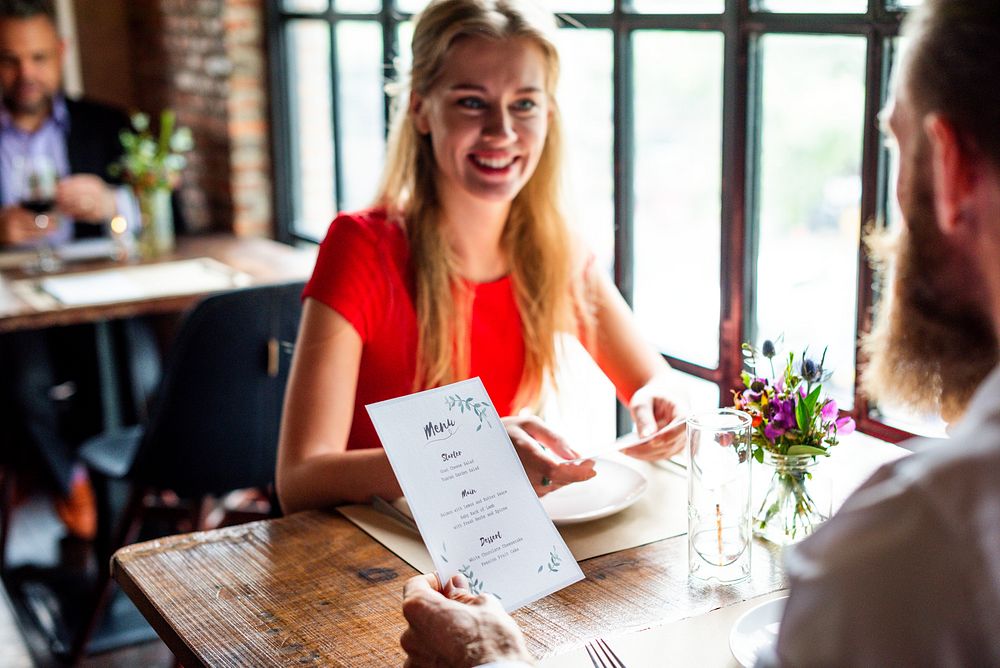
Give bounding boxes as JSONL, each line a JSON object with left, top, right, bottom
{"left": 125, "top": 0, "right": 272, "bottom": 236}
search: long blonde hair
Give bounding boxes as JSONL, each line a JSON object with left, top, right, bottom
{"left": 376, "top": 0, "right": 578, "bottom": 408}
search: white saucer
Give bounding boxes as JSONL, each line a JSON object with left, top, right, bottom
{"left": 730, "top": 595, "right": 788, "bottom": 667}
{"left": 540, "top": 459, "right": 647, "bottom": 525}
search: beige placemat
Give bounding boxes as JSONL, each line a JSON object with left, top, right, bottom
{"left": 27, "top": 257, "right": 251, "bottom": 307}
{"left": 339, "top": 456, "right": 688, "bottom": 574}
{"left": 538, "top": 589, "right": 789, "bottom": 668}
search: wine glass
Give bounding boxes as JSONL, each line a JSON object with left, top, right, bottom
{"left": 15, "top": 155, "right": 60, "bottom": 272}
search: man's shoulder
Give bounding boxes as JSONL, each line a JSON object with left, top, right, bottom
{"left": 64, "top": 97, "right": 129, "bottom": 128}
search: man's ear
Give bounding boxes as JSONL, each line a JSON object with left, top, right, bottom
{"left": 925, "top": 113, "right": 976, "bottom": 236}
{"left": 410, "top": 92, "right": 430, "bottom": 135}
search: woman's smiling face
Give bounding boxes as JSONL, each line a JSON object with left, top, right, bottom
{"left": 410, "top": 35, "right": 551, "bottom": 208}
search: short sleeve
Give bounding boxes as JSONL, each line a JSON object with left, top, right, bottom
{"left": 302, "top": 213, "right": 388, "bottom": 341}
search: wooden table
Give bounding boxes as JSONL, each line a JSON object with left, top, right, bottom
{"left": 112, "top": 510, "right": 786, "bottom": 667}
{"left": 0, "top": 234, "right": 316, "bottom": 333}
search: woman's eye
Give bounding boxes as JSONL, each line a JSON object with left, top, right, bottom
{"left": 457, "top": 97, "right": 486, "bottom": 110}
{"left": 512, "top": 99, "right": 537, "bottom": 112}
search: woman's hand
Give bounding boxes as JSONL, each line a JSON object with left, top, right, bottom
{"left": 624, "top": 376, "right": 687, "bottom": 461}
{"left": 502, "top": 415, "right": 596, "bottom": 496}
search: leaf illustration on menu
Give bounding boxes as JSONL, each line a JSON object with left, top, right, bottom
{"left": 458, "top": 564, "right": 485, "bottom": 595}
{"left": 538, "top": 547, "right": 563, "bottom": 573}
{"left": 446, "top": 395, "right": 494, "bottom": 430}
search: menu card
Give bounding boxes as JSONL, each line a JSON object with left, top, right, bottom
{"left": 366, "top": 378, "right": 583, "bottom": 611}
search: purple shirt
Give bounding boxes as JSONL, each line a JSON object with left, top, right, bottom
{"left": 0, "top": 95, "right": 137, "bottom": 247}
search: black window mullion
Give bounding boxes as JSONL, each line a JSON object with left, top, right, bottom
{"left": 266, "top": 7, "right": 295, "bottom": 243}
{"left": 612, "top": 30, "right": 634, "bottom": 307}
{"left": 328, "top": 20, "right": 345, "bottom": 214}
{"left": 720, "top": 0, "right": 753, "bottom": 399}
{"left": 853, "top": 28, "right": 887, "bottom": 422}
{"left": 613, "top": 0, "right": 636, "bottom": 435}
{"left": 381, "top": 0, "right": 397, "bottom": 129}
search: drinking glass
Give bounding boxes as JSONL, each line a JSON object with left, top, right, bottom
{"left": 15, "top": 155, "right": 60, "bottom": 272}
{"left": 688, "top": 408, "right": 752, "bottom": 583}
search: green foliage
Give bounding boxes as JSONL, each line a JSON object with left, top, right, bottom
{"left": 110, "top": 110, "right": 193, "bottom": 192}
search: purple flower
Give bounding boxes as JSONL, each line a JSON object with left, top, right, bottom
{"left": 820, "top": 399, "right": 838, "bottom": 421}
{"left": 835, "top": 416, "right": 856, "bottom": 436}
{"left": 772, "top": 398, "right": 797, "bottom": 430}
{"left": 764, "top": 422, "right": 786, "bottom": 441}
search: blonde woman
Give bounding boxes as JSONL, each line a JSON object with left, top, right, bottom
{"left": 277, "top": 0, "right": 685, "bottom": 513}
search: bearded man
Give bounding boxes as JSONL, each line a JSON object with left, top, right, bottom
{"left": 770, "top": 0, "right": 1000, "bottom": 662}
{"left": 395, "top": 0, "right": 1000, "bottom": 665}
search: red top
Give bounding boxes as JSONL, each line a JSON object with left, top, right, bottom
{"left": 303, "top": 208, "right": 526, "bottom": 451}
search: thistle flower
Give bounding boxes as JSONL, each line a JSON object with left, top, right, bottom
{"left": 802, "top": 358, "right": 821, "bottom": 383}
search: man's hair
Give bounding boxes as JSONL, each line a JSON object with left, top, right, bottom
{"left": 904, "top": 0, "right": 1000, "bottom": 166}
{"left": 0, "top": 0, "right": 55, "bottom": 21}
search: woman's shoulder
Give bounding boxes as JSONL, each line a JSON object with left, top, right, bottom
{"left": 326, "top": 207, "right": 405, "bottom": 244}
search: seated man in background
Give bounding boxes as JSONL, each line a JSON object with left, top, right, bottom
{"left": 0, "top": 0, "right": 142, "bottom": 541}
{"left": 398, "top": 0, "right": 1000, "bottom": 664}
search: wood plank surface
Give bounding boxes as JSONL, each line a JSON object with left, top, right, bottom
{"left": 0, "top": 235, "right": 316, "bottom": 333}
{"left": 113, "top": 510, "right": 785, "bottom": 667}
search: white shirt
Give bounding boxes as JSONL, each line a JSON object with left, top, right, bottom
{"left": 769, "top": 364, "right": 1000, "bottom": 666}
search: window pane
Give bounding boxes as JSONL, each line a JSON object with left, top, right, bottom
{"left": 554, "top": 28, "right": 614, "bottom": 273}
{"left": 286, "top": 21, "right": 336, "bottom": 239}
{"left": 754, "top": 34, "right": 866, "bottom": 407}
{"left": 337, "top": 22, "right": 386, "bottom": 211}
{"left": 632, "top": 0, "right": 723, "bottom": 13}
{"left": 545, "top": 0, "right": 613, "bottom": 13}
{"left": 396, "top": 21, "right": 414, "bottom": 75}
{"left": 282, "top": 0, "right": 328, "bottom": 11}
{"left": 633, "top": 31, "right": 723, "bottom": 368}
{"left": 756, "top": 0, "right": 866, "bottom": 12}
{"left": 676, "top": 371, "right": 721, "bottom": 412}
{"left": 337, "top": 0, "right": 380, "bottom": 13}
{"left": 397, "top": 0, "right": 426, "bottom": 16}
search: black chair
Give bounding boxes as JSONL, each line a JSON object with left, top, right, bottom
{"left": 70, "top": 280, "right": 305, "bottom": 661}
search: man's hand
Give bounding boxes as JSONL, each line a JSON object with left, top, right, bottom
{"left": 0, "top": 206, "right": 50, "bottom": 245}
{"left": 502, "top": 415, "right": 596, "bottom": 497}
{"left": 401, "top": 574, "right": 534, "bottom": 668}
{"left": 56, "top": 174, "right": 116, "bottom": 221}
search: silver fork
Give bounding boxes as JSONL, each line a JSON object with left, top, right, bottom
{"left": 584, "top": 638, "right": 627, "bottom": 668}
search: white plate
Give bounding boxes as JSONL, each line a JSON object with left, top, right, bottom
{"left": 540, "top": 459, "right": 647, "bottom": 525}
{"left": 730, "top": 595, "right": 788, "bottom": 667}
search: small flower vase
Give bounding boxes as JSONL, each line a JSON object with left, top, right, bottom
{"left": 753, "top": 453, "right": 831, "bottom": 546}
{"left": 136, "top": 186, "right": 174, "bottom": 259}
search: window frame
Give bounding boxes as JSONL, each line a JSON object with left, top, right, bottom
{"left": 266, "top": 0, "right": 915, "bottom": 443}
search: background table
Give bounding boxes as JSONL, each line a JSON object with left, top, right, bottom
{"left": 0, "top": 235, "right": 316, "bottom": 333}
{"left": 0, "top": 235, "right": 315, "bottom": 431}
{"left": 112, "top": 510, "right": 786, "bottom": 667}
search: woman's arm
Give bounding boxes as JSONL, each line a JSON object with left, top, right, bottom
{"left": 583, "top": 267, "right": 688, "bottom": 460}
{"left": 276, "top": 298, "right": 403, "bottom": 513}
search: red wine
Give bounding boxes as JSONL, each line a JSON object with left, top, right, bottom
{"left": 20, "top": 199, "right": 55, "bottom": 215}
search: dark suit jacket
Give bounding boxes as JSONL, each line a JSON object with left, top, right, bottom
{"left": 65, "top": 97, "right": 130, "bottom": 185}
{"left": 64, "top": 97, "right": 130, "bottom": 236}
